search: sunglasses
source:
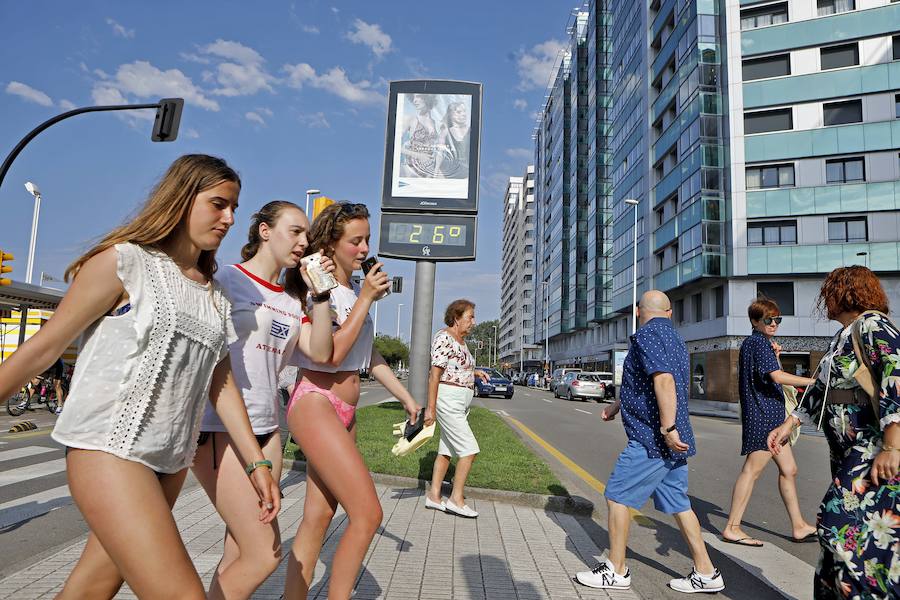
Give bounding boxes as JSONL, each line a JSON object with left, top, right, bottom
{"left": 763, "top": 316, "right": 782, "bottom": 325}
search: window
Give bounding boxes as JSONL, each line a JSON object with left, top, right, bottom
{"left": 748, "top": 220, "right": 797, "bottom": 246}
{"left": 746, "top": 163, "right": 794, "bottom": 189}
{"left": 828, "top": 217, "right": 867, "bottom": 242}
{"left": 894, "top": 35, "right": 900, "bottom": 61}
{"left": 823, "top": 99, "right": 862, "bottom": 126}
{"left": 821, "top": 43, "right": 859, "bottom": 70}
{"left": 744, "top": 108, "right": 793, "bottom": 134}
{"left": 674, "top": 298, "right": 684, "bottom": 323}
{"left": 757, "top": 282, "right": 795, "bottom": 315}
{"left": 742, "top": 54, "right": 791, "bottom": 81}
{"left": 826, "top": 157, "right": 865, "bottom": 183}
{"left": 693, "top": 293, "right": 703, "bottom": 322}
{"left": 896, "top": 94, "right": 899, "bottom": 119}
{"left": 740, "top": 2, "right": 788, "bottom": 30}
{"left": 817, "top": 0, "right": 854, "bottom": 15}
{"left": 714, "top": 286, "right": 725, "bottom": 318}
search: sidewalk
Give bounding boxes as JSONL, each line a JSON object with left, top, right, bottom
{"left": 0, "top": 470, "right": 642, "bottom": 600}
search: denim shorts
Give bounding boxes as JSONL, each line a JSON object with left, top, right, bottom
{"left": 604, "top": 440, "right": 690, "bottom": 514}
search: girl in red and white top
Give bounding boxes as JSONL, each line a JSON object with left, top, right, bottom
{"left": 192, "top": 200, "right": 335, "bottom": 600}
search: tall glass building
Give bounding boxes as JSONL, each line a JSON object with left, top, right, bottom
{"left": 526, "top": 0, "right": 900, "bottom": 406}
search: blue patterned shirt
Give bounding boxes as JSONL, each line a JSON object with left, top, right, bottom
{"left": 620, "top": 317, "right": 696, "bottom": 459}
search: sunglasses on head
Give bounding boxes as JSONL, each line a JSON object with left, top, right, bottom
{"left": 763, "top": 316, "right": 782, "bottom": 325}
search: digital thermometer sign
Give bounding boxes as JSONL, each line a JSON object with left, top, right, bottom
{"left": 378, "top": 212, "right": 476, "bottom": 261}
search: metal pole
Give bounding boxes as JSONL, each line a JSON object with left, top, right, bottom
{"left": 26, "top": 192, "right": 41, "bottom": 284}
{"left": 631, "top": 202, "right": 639, "bottom": 335}
{"left": 305, "top": 192, "right": 310, "bottom": 216}
{"left": 492, "top": 325, "right": 497, "bottom": 367}
{"left": 543, "top": 281, "right": 549, "bottom": 370}
{"left": 373, "top": 301, "right": 378, "bottom": 336}
{"left": 519, "top": 311, "right": 524, "bottom": 375}
{"left": 407, "top": 262, "right": 435, "bottom": 406}
{"left": 396, "top": 303, "right": 404, "bottom": 339}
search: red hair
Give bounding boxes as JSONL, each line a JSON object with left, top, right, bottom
{"left": 748, "top": 298, "right": 780, "bottom": 323}
{"left": 816, "top": 266, "right": 889, "bottom": 320}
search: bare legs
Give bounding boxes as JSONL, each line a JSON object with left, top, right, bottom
{"left": 284, "top": 393, "right": 382, "bottom": 600}
{"left": 428, "top": 453, "right": 477, "bottom": 506}
{"left": 192, "top": 432, "right": 284, "bottom": 600}
{"left": 724, "top": 447, "right": 815, "bottom": 544}
{"left": 56, "top": 450, "right": 202, "bottom": 600}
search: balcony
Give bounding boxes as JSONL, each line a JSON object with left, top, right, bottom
{"left": 653, "top": 252, "right": 726, "bottom": 292}
{"left": 746, "top": 181, "right": 900, "bottom": 219}
{"left": 747, "top": 242, "right": 900, "bottom": 274}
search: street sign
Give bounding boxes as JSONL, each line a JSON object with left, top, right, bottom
{"left": 380, "top": 80, "right": 482, "bottom": 214}
{"left": 378, "top": 212, "right": 476, "bottom": 261}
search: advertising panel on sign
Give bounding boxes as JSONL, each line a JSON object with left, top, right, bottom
{"left": 381, "top": 80, "right": 481, "bottom": 213}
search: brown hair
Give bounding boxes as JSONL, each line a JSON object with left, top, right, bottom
{"left": 748, "top": 297, "right": 780, "bottom": 323}
{"left": 65, "top": 154, "right": 240, "bottom": 282}
{"left": 307, "top": 202, "right": 370, "bottom": 258}
{"left": 444, "top": 299, "right": 475, "bottom": 327}
{"left": 241, "top": 200, "right": 306, "bottom": 299}
{"left": 816, "top": 266, "right": 889, "bottom": 320}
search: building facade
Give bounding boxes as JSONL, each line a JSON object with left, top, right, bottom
{"left": 521, "top": 0, "right": 900, "bottom": 405}
{"left": 499, "top": 168, "right": 542, "bottom": 374}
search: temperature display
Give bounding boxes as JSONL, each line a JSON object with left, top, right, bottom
{"left": 388, "top": 223, "right": 467, "bottom": 246}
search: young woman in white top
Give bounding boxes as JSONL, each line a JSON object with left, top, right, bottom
{"left": 0, "top": 155, "right": 279, "bottom": 600}
{"left": 284, "top": 202, "right": 420, "bottom": 600}
{"left": 192, "top": 200, "right": 335, "bottom": 599}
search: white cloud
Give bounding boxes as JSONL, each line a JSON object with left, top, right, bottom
{"left": 257, "top": 106, "right": 273, "bottom": 117}
{"left": 345, "top": 19, "right": 392, "bottom": 58}
{"left": 185, "top": 128, "right": 200, "bottom": 139}
{"left": 5, "top": 81, "right": 53, "bottom": 107}
{"left": 58, "top": 99, "right": 77, "bottom": 111}
{"left": 331, "top": 7, "right": 339, "bottom": 13}
{"left": 93, "top": 68, "right": 110, "bottom": 80}
{"left": 298, "top": 111, "right": 330, "bottom": 128}
{"left": 245, "top": 111, "right": 266, "bottom": 126}
{"left": 301, "top": 24, "right": 320, "bottom": 34}
{"left": 93, "top": 60, "right": 220, "bottom": 111}
{"left": 513, "top": 98, "right": 527, "bottom": 111}
{"left": 516, "top": 39, "right": 567, "bottom": 90}
{"left": 283, "top": 63, "right": 382, "bottom": 104}
{"left": 199, "top": 39, "right": 276, "bottom": 97}
{"left": 106, "top": 18, "right": 135, "bottom": 39}
{"left": 180, "top": 52, "right": 211, "bottom": 65}
{"left": 505, "top": 148, "right": 533, "bottom": 159}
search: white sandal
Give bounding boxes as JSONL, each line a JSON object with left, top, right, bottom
{"left": 445, "top": 499, "right": 478, "bottom": 518}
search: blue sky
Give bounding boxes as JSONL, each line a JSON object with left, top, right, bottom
{"left": 0, "top": 0, "right": 570, "bottom": 336}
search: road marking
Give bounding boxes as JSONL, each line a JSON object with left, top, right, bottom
{"left": 0, "top": 458, "right": 67, "bottom": 488}
{"left": 504, "top": 415, "right": 651, "bottom": 527}
{"left": 0, "top": 428, "right": 52, "bottom": 441}
{"left": 542, "top": 399, "right": 553, "bottom": 403}
{"left": 0, "top": 484, "right": 72, "bottom": 529}
{"left": 575, "top": 408, "right": 593, "bottom": 415}
{"left": 493, "top": 409, "right": 510, "bottom": 417}
{"left": 0, "top": 446, "right": 56, "bottom": 463}
{"left": 702, "top": 532, "right": 813, "bottom": 600}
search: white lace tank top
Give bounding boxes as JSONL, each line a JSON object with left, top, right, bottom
{"left": 51, "top": 243, "right": 236, "bottom": 473}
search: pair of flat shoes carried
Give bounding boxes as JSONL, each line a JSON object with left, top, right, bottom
{"left": 424, "top": 496, "right": 478, "bottom": 518}
{"left": 391, "top": 410, "right": 434, "bottom": 457}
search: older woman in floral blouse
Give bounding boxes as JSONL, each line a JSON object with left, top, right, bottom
{"left": 769, "top": 266, "right": 900, "bottom": 599}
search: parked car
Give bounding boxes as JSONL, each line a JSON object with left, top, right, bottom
{"left": 550, "top": 368, "right": 582, "bottom": 395}
{"left": 555, "top": 371, "right": 612, "bottom": 401}
{"left": 474, "top": 368, "right": 513, "bottom": 399}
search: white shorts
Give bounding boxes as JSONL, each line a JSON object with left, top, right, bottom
{"left": 436, "top": 383, "right": 479, "bottom": 458}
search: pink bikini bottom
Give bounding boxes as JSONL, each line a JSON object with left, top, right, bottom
{"left": 288, "top": 381, "right": 356, "bottom": 430}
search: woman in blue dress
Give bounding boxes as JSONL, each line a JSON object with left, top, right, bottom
{"left": 769, "top": 267, "right": 899, "bottom": 599}
{"left": 723, "top": 297, "right": 818, "bottom": 547}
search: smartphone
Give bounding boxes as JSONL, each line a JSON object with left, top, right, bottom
{"left": 361, "top": 256, "right": 390, "bottom": 299}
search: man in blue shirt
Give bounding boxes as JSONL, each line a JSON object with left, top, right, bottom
{"left": 576, "top": 290, "right": 725, "bottom": 594}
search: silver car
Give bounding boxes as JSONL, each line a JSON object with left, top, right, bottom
{"left": 555, "top": 371, "right": 611, "bottom": 401}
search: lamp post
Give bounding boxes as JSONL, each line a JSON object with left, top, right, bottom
{"left": 625, "top": 198, "right": 640, "bottom": 335}
{"left": 24, "top": 182, "right": 41, "bottom": 284}
{"left": 397, "top": 303, "right": 404, "bottom": 339}
{"left": 541, "top": 281, "right": 549, "bottom": 372}
{"left": 305, "top": 188, "right": 320, "bottom": 216}
{"left": 856, "top": 251, "right": 868, "bottom": 268}
{"left": 491, "top": 324, "right": 498, "bottom": 368}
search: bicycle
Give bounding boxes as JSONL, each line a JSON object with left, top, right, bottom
{"left": 6, "top": 375, "right": 64, "bottom": 416}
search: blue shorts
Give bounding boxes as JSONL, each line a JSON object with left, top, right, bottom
{"left": 604, "top": 440, "right": 690, "bottom": 514}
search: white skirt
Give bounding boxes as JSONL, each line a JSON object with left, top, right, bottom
{"left": 436, "top": 383, "right": 479, "bottom": 458}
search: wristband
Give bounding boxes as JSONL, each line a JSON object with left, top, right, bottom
{"left": 245, "top": 459, "right": 273, "bottom": 475}
{"left": 882, "top": 444, "right": 900, "bottom": 453}
{"left": 311, "top": 292, "right": 331, "bottom": 304}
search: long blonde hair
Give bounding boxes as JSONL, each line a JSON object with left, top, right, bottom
{"left": 65, "top": 154, "right": 241, "bottom": 282}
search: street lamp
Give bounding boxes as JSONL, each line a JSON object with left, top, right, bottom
{"left": 491, "top": 324, "right": 498, "bottom": 367}
{"left": 397, "top": 303, "right": 404, "bottom": 339}
{"left": 541, "top": 281, "right": 549, "bottom": 372}
{"left": 305, "top": 188, "right": 320, "bottom": 216}
{"left": 24, "top": 182, "right": 42, "bottom": 284}
{"left": 856, "top": 251, "right": 868, "bottom": 268}
{"left": 625, "top": 198, "right": 640, "bottom": 335}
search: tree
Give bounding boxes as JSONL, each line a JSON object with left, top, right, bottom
{"left": 466, "top": 319, "right": 499, "bottom": 370}
{"left": 373, "top": 334, "right": 409, "bottom": 367}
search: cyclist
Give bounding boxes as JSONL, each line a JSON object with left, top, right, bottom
{"left": 47, "top": 357, "right": 66, "bottom": 414}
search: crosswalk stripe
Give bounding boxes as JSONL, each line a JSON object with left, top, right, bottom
{"left": 0, "top": 458, "right": 67, "bottom": 488}
{"left": 0, "top": 484, "right": 71, "bottom": 529}
{"left": 0, "top": 446, "right": 56, "bottom": 463}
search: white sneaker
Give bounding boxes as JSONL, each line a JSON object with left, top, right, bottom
{"left": 575, "top": 559, "right": 631, "bottom": 589}
{"left": 444, "top": 499, "right": 478, "bottom": 518}
{"left": 424, "top": 497, "right": 446, "bottom": 512}
{"left": 668, "top": 568, "right": 725, "bottom": 593}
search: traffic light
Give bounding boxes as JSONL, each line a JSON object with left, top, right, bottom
{"left": 311, "top": 196, "right": 335, "bottom": 220}
{"left": 0, "top": 250, "right": 13, "bottom": 286}
{"left": 151, "top": 98, "right": 184, "bottom": 142}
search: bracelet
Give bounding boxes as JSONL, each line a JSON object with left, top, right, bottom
{"left": 882, "top": 444, "right": 900, "bottom": 453}
{"left": 245, "top": 459, "right": 273, "bottom": 475}
{"left": 311, "top": 292, "right": 331, "bottom": 304}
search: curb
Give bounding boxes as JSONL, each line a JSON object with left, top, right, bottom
{"left": 283, "top": 458, "right": 595, "bottom": 517}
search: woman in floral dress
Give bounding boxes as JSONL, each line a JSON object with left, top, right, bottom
{"left": 769, "top": 266, "right": 900, "bottom": 599}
